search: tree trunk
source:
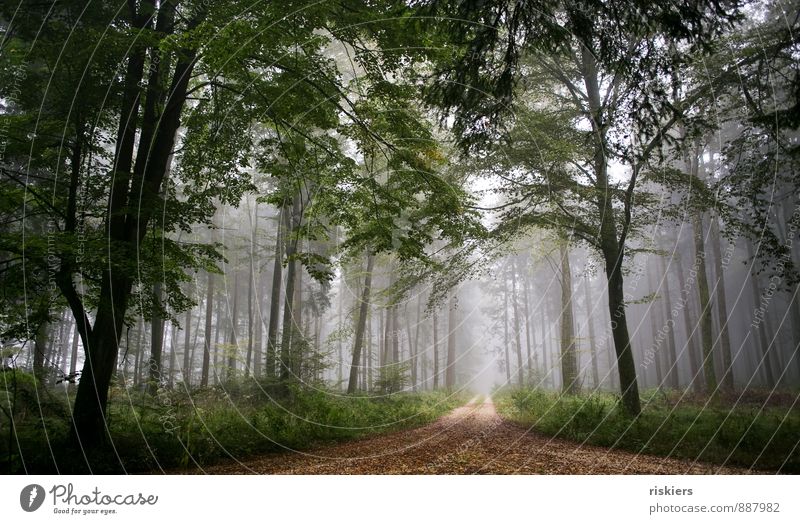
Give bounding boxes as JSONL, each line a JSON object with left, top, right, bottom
{"left": 675, "top": 251, "right": 703, "bottom": 391}
{"left": 183, "top": 299, "right": 192, "bottom": 386}
{"left": 201, "top": 272, "right": 214, "bottom": 387}
{"left": 445, "top": 291, "right": 457, "bottom": 388}
{"left": 432, "top": 309, "right": 439, "bottom": 389}
{"left": 688, "top": 153, "right": 718, "bottom": 397}
{"left": 559, "top": 241, "right": 579, "bottom": 394}
{"left": 148, "top": 282, "right": 165, "bottom": 394}
{"left": 348, "top": 254, "right": 374, "bottom": 393}
{"left": 511, "top": 259, "right": 524, "bottom": 387}
{"left": 657, "top": 254, "right": 681, "bottom": 389}
{"left": 226, "top": 271, "right": 240, "bottom": 381}
{"left": 745, "top": 241, "right": 777, "bottom": 386}
{"left": 280, "top": 193, "right": 301, "bottom": 380}
{"left": 522, "top": 262, "right": 534, "bottom": 384}
{"left": 70, "top": 11, "right": 198, "bottom": 443}
{"left": 708, "top": 215, "right": 734, "bottom": 391}
{"left": 581, "top": 45, "right": 639, "bottom": 415}
{"left": 584, "top": 275, "right": 600, "bottom": 389}
{"left": 266, "top": 207, "right": 284, "bottom": 379}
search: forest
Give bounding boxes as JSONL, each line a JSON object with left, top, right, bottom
{"left": 0, "top": 0, "right": 798, "bottom": 474}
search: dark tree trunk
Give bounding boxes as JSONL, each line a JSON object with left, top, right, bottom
{"left": 70, "top": 7, "right": 198, "bottom": 444}
{"left": 266, "top": 207, "right": 284, "bottom": 379}
{"left": 183, "top": 300, "right": 192, "bottom": 386}
{"left": 348, "top": 254, "right": 374, "bottom": 393}
{"left": 280, "top": 193, "right": 301, "bottom": 380}
{"left": 675, "top": 251, "right": 703, "bottom": 391}
{"left": 227, "top": 271, "right": 240, "bottom": 381}
{"left": 201, "top": 272, "right": 214, "bottom": 387}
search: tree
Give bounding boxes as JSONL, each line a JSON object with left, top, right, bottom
{"left": 423, "top": 0, "right": 740, "bottom": 415}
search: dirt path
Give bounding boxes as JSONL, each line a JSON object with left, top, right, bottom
{"left": 195, "top": 397, "right": 748, "bottom": 474}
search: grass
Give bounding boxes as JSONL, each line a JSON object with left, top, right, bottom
{"left": 0, "top": 370, "right": 465, "bottom": 473}
{"left": 494, "top": 387, "right": 800, "bottom": 472}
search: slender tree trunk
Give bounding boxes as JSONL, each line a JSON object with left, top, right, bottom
{"left": 69, "top": 321, "right": 80, "bottom": 378}
{"left": 674, "top": 252, "right": 703, "bottom": 392}
{"left": 503, "top": 276, "right": 511, "bottom": 383}
{"left": 227, "top": 271, "right": 240, "bottom": 381}
{"left": 647, "top": 267, "right": 665, "bottom": 387}
{"left": 167, "top": 324, "right": 178, "bottom": 387}
{"left": 689, "top": 175, "right": 718, "bottom": 397}
{"left": 657, "top": 254, "right": 681, "bottom": 389}
{"left": 432, "top": 309, "right": 440, "bottom": 389}
{"left": 559, "top": 241, "right": 579, "bottom": 394}
{"left": 266, "top": 207, "right": 284, "bottom": 379}
{"left": 148, "top": 282, "right": 165, "bottom": 393}
{"left": 709, "top": 215, "right": 734, "bottom": 390}
{"left": 348, "top": 254, "right": 374, "bottom": 393}
{"left": 746, "top": 241, "right": 777, "bottom": 386}
{"left": 183, "top": 298, "right": 192, "bottom": 386}
{"left": 511, "top": 259, "right": 524, "bottom": 387}
{"left": 201, "top": 272, "right": 214, "bottom": 387}
{"left": 280, "top": 193, "right": 301, "bottom": 380}
{"left": 445, "top": 291, "right": 457, "bottom": 389}
{"left": 584, "top": 275, "right": 600, "bottom": 389}
{"left": 522, "top": 263, "right": 534, "bottom": 384}
{"left": 33, "top": 319, "right": 48, "bottom": 382}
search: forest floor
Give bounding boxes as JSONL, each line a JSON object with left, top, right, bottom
{"left": 193, "top": 396, "right": 750, "bottom": 474}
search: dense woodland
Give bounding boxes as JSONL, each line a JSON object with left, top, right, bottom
{"left": 1, "top": 0, "right": 799, "bottom": 473}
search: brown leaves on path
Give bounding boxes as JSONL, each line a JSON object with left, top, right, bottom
{"left": 192, "top": 397, "right": 748, "bottom": 475}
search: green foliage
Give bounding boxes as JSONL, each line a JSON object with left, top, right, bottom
{"left": 374, "top": 362, "right": 411, "bottom": 394}
{"left": 0, "top": 380, "right": 463, "bottom": 473}
{"left": 495, "top": 387, "right": 800, "bottom": 472}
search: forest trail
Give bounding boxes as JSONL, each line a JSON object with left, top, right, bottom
{"left": 194, "top": 397, "right": 748, "bottom": 474}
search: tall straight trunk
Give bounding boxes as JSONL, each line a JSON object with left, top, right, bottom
{"left": 445, "top": 291, "right": 457, "bottom": 388}
{"left": 367, "top": 306, "right": 373, "bottom": 390}
{"left": 213, "top": 287, "right": 223, "bottom": 384}
{"left": 201, "top": 272, "right": 214, "bottom": 387}
{"left": 69, "top": 321, "right": 80, "bottom": 378}
{"left": 337, "top": 276, "right": 344, "bottom": 386}
{"left": 391, "top": 305, "right": 399, "bottom": 363}
{"left": 226, "top": 271, "right": 240, "bottom": 381}
{"left": 657, "top": 255, "right": 681, "bottom": 389}
{"left": 746, "top": 241, "right": 776, "bottom": 386}
{"left": 675, "top": 252, "right": 703, "bottom": 391}
{"left": 540, "top": 296, "right": 550, "bottom": 388}
{"left": 522, "top": 265, "right": 534, "bottom": 383}
{"left": 33, "top": 319, "right": 48, "bottom": 382}
{"left": 511, "top": 260, "right": 524, "bottom": 387}
{"left": 405, "top": 304, "right": 415, "bottom": 390}
{"left": 709, "top": 215, "right": 734, "bottom": 390}
{"left": 503, "top": 278, "right": 511, "bottom": 383}
{"left": 266, "top": 207, "right": 284, "bottom": 379}
{"left": 647, "top": 267, "right": 665, "bottom": 387}
{"left": 383, "top": 304, "right": 393, "bottom": 365}
{"left": 245, "top": 203, "right": 257, "bottom": 377}
{"left": 280, "top": 193, "right": 301, "bottom": 380}
{"left": 413, "top": 295, "right": 422, "bottom": 391}
{"left": 348, "top": 254, "right": 374, "bottom": 393}
{"left": 559, "top": 242, "right": 579, "bottom": 394}
{"left": 688, "top": 151, "right": 718, "bottom": 397}
{"left": 167, "top": 324, "right": 178, "bottom": 387}
{"left": 253, "top": 271, "right": 263, "bottom": 379}
{"left": 581, "top": 46, "right": 639, "bottom": 415}
{"left": 584, "top": 275, "right": 600, "bottom": 389}
{"left": 148, "top": 282, "right": 165, "bottom": 393}
{"left": 183, "top": 299, "right": 192, "bottom": 386}
{"left": 432, "top": 309, "right": 440, "bottom": 389}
